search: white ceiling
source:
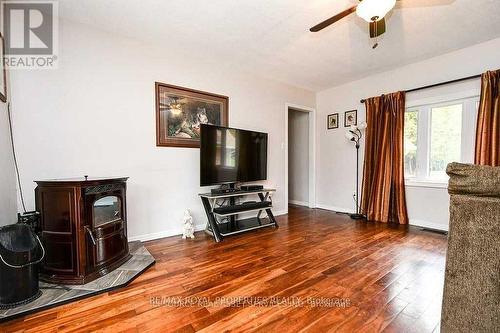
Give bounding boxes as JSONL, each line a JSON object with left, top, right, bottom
{"left": 59, "top": 0, "right": 500, "bottom": 91}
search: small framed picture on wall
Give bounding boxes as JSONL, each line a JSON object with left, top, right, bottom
{"left": 327, "top": 113, "right": 339, "bottom": 129}
{"left": 344, "top": 110, "right": 357, "bottom": 127}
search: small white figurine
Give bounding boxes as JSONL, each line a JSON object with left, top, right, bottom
{"left": 182, "top": 209, "right": 195, "bottom": 239}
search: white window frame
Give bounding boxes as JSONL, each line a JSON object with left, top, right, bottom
{"left": 405, "top": 95, "right": 479, "bottom": 188}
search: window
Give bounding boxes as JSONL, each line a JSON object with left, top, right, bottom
{"left": 429, "top": 104, "right": 462, "bottom": 178}
{"left": 404, "top": 96, "right": 478, "bottom": 184}
{"left": 404, "top": 111, "right": 418, "bottom": 177}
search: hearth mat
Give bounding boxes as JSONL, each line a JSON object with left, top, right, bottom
{"left": 0, "top": 241, "right": 155, "bottom": 323}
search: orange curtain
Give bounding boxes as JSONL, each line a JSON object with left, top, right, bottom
{"left": 360, "top": 91, "right": 408, "bottom": 224}
{"left": 475, "top": 70, "right": 500, "bottom": 166}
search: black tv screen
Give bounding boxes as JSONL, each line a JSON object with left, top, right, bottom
{"left": 200, "top": 124, "right": 268, "bottom": 186}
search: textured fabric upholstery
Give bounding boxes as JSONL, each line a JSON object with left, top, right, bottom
{"left": 441, "top": 162, "right": 500, "bottom": 332}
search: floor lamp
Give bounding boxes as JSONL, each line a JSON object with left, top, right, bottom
{"left": 345, "top": 122, "right": 367, "bottom": 220}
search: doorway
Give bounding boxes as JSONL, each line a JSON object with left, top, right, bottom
{"left": 285, "top": 104, "right": 315, "bottom": 212}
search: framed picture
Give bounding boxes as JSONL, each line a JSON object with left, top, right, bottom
{"left": 344, "top": 110, "right": 357, "bottom": 127}
{"left": 327, "top": 113, "right": 338, "bottom": 129}
{"left": 0, "top": 34, "right": 7, "bottom": 103}
{"left": 155, "top": 82, "right": 229, "bottom": 148}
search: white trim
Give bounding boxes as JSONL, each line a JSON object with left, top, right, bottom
{"left": 128, "top": 223, "right": 207, "bottom": 242}
{"left": 288, "top": 200, "right": 309, "bottom": 207}
{"left": 405, "top": 181, "right": 448, "bottom": 189}
{"left": 405, "top": 95, "right": 479, "bottom": 182}
{"left": 285, "top": 103, "right": 315, "bottom": 113}
{"left": 315, "top": 203, "right": 353, "bottom": 214}
{"left": 406, "top": 88, "right": 480, "bottom": 109}
{"left": 274, "top": 209, "right": 288, "bottom": 217}
{"left": 316, "top": 205, "right": 449, "bottom": 232}
{"left": 409, "top": 219, "right": 449, "bottom": 232}
{"left": 285, "top": 103, "right": 317, "bottom": 215}
{"left": 129, "top": 210, "right": 289, "bottom": 242}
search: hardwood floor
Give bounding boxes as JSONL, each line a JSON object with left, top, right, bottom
{"left": 0, "top": 206, "right": 447, "bottom": 333}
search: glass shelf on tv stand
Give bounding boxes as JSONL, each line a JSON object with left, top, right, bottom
{"left": 212, "top": 206, "right": 273, "bottom": 217}
{"left": 206, "top": 217, "right": 276, "bottom": 238}
{"left": 198, "top": 188, "right": 276, "bottom": 199}
{"left": 198, "top": 188, "right": 278, "bottom": 242}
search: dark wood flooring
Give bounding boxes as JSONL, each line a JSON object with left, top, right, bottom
{"left": 0, "top": 206, "right": 447, "bottom": 332}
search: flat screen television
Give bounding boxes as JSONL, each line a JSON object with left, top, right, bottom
{"left": 200, "top": 124, "right": 268, "bottom": 186}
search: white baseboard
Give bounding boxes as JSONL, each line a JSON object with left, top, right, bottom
{"left": 409, "top": 219, "right": 449, "bottom": 232}
{"left": 315, "top": 203, "right": 354, "bottom": 214}
{"left": 128, "top": 211, "right": 447, "bottom": 242}
{"left": 314, "top": 205, "right": 448, "bottom": 231}
{"left": 274, "top": 209, "right": 288, "bottom": 216}
{"left": 288, "top": 200, "right": 309, "bottom": 207}
{"left": 128, "top": 223, "right": 207, "bottom": 242}
{"left": 129, "top": 209, "right": 289, "bottom": 242}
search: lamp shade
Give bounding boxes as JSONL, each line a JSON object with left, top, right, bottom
{"left": 345, "top": 131, "right": 355, "bottom": 141}
{"left": 358, "top": 121, "right": 368, "bottom": 130}
{"left": 356, "top": 0, "right": 396, "bottom": 22}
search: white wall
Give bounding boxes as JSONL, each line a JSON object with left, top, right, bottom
{"left": 288, "top": 109, "right": 309, "bottom": 205}
{"left": 9, "top": 19, "right": 315, "bottom": 240}
{"left": 0, "top": 100, "right": 17, "bottom": 226}
{"left": 316, "top": 37, "right": 500, "bottom": 231}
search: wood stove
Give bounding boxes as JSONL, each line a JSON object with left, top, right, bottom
{"left": 35, "top": 177, "right": 131, "bottom": 284}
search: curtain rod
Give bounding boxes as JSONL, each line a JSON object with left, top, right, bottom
{"left": 359, "top": 73, "right": 482, "bottom": 103}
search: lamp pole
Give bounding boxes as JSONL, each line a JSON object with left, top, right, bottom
{"left": 346, "top": 124, "right": 366, "bottom": 220}
{"left": 352, "top": 140, "right": 364, "bottom": 219}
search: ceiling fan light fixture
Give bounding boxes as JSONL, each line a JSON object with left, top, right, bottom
{"left": 356, "top": 0, "right": 396, "bottom": 22}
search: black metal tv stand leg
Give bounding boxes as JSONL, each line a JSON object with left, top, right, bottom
{"left": 201, "top": 197, "right": 223, "bottom": 242}
{"left": 229, "top": 197, "right": 237, "bottom": 231}
{"left": 228, "top": 183, "right": 237, "bottom": 230}
{"left": 258, "top": 193, "right": 278, "bottom": 228}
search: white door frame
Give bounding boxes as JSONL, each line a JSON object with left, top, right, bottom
{"left": 285, "top": 103, "right": 316, "bottom": 213}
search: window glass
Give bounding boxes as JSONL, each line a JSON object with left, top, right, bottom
{"left": 429, "top": 104, "right": 462, "bottom": 179}
{"left": 93, "top": 196, "right": 121, "bottom": 227}
{"left": 404, "top": 96, "right": 477, "bottom": 184}
{"left": 404, "top": 111, "right": 418, "bottom": 177}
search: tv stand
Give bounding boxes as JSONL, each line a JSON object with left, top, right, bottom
{"left": 199, "top": 188, "right": 278, "bottom": 242}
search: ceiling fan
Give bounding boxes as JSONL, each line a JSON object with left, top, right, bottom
{"left": 309, "top": 0, "right": 447, "bottom": 48}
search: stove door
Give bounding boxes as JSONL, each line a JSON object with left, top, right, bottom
{"left": 86, "top": 195, "right": 128, "bottom": 273}
{"left": 93, "top": 196, "right": 122, "bottom": 228}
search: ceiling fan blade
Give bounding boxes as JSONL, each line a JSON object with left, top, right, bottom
{"left": 395, "top": 0, "right": 454, "bottom": 8}
{"left": 310, "top": 5, "right": 357, "bottom": 32}
{"left": 369, "top": 18, "right": 386, "bottom": 38}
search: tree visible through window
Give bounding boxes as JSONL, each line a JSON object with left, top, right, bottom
{"left": 403, "top": 96, "right": 478, "bottom": 183}
{"left": 404, "top": 111, "right": 418, "bottom": 177}
{"left": 430, "top": 104, "right": 462, "bottom": 179}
